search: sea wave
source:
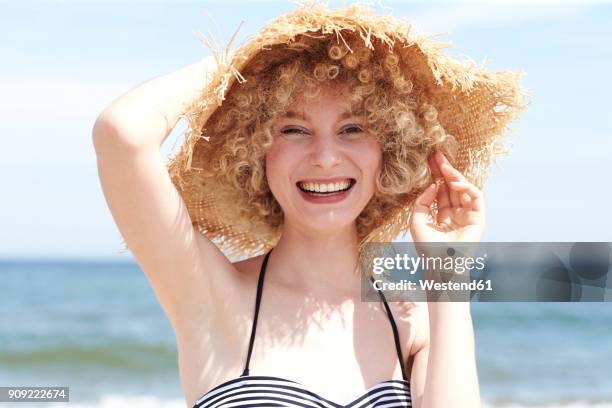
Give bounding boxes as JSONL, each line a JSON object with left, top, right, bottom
{"left": 1, "top": 343, "right": 176, "bottom": 371}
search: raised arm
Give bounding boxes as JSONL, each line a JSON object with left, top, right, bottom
{"left": 92, "top": 57, "right": 234, "bottom": 329}
{"left": 408, "top": 151, "right": 484, "bottom": 408}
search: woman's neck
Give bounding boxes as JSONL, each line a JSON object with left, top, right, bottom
{"left": 268, "top": 223, "right": 363, "bottom": 299}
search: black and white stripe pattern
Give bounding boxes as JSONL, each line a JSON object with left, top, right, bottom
{"left": 193, "top": 375, "right": 412, "bottom": 408}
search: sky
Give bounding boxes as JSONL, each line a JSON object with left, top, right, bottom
{"left": 0, "top": 0, "right": 611, "bottom": 259}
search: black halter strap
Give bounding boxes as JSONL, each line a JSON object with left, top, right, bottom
{"left": 241, "top": 248, "right": 408, "bottom": 382}
{"left": 371, "top": 275, "right": 409, "bottom": 382}
{"left": 241, "top": 248, "right": 273, "bottom": 377}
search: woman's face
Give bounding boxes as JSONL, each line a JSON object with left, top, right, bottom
{"left": 266, "top": 85, "right": 382, "bottom": 236}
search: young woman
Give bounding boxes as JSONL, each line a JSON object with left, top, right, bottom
{"left": 93, "top": 4, "right": 523, "bottom": 408}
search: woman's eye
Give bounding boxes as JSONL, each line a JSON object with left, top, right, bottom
{"left": 341, "top": 126, "right": 364, "bottom": 137}
{"left": 280, "top": 127, "right": 309, "bottom": 135}
{"left": 343, "top": 126, "right": 363, "bottom": 133}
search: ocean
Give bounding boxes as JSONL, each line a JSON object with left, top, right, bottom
{"left": 1, "top": 260, "right": 611, "bottom": 407}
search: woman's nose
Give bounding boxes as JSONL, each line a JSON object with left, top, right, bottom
{"left": 309, "top": 133, "right": 341, "bottom": 169}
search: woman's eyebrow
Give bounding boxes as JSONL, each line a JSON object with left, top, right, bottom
{"left": 282, "top": 110, "right": 310, "bottom": 121}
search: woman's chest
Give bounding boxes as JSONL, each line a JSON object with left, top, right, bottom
{"left": 177, "top": 299, "right": 418, "bottom": 407}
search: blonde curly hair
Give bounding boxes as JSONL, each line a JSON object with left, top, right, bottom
{"left": 193, "top": 32, "right": 458, "bottom": 243}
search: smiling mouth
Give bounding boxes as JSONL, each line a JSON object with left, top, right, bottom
{"left": 296, "top": 178, "right": 356, "bottom": 195}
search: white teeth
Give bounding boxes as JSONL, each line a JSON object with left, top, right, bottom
{"left": 299, "top": 180, "right": 352, "bottom": 193}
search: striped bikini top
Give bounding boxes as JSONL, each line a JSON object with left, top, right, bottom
{"left": 193, "top": 248, "right": 412, "bottom": 408}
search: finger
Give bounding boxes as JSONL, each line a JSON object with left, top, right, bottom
{"left": 411, "top": 183, "right": 438, "bottom": 226}
{"left": 429, "top": 153, "right": 451, "bottom": 209}
{"left": 436, "top": 179, "right": 452, "bottom": 210}
{"left": 437, "top": 205, "right": 453, "bottom": 226}
{"left": 459, "top": 191, "right": 472, "bottom": 208}
{"left": 447, "top": 181, "right": 485, "bottom": 213}
{"left": 451, "top": 207, "right": 468, "bottom": 227}
{"left": 435, "top": 179, "right": 452, "bottom": 225}
{"left": 428, "top": 152, "right": 443, "bottom": 178}
{"left": 452, "top": 207, "right": 484, "bottom": 227}
{"left": 439, "top": 163, "right": 461, "bottom": 207}
{"left": 436, "top": 154, "right": 464, "bottom": 207}
{"left": 437, "top": 153, "right": 468, "bottom": 183}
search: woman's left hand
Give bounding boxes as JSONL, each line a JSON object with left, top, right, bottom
{"left": 409, "top": 151, "right": 485, "bottom": 243}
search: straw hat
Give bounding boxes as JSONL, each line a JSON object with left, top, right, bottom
{"left": 163, "top": 2, "right": 528, "bottom": 261}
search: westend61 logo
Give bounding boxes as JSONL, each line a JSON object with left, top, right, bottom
{"left": 360, "top": 242, "right": 612, "bottom": 302}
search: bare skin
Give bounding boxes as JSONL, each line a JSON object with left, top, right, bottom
{"left": 93, "top": 56, "right": 481, "bottom": 408}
